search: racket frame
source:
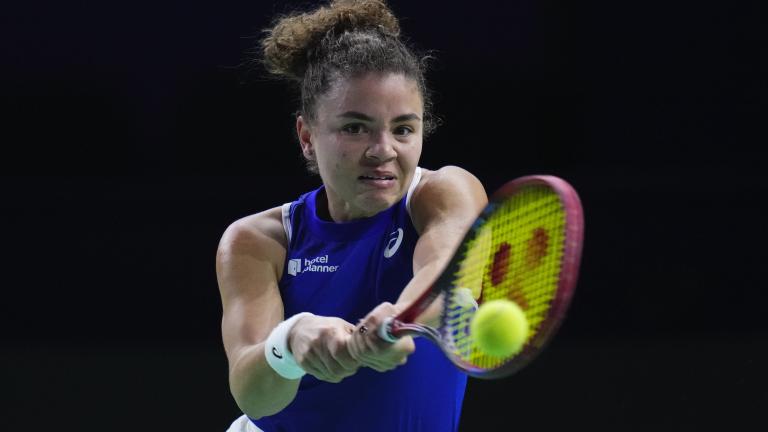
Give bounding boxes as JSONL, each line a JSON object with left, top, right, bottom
{"left": 381, "top": 175, "right": 584, "bottom": 378}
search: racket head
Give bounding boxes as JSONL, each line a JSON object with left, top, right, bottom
{"left": 390, "top": 175, "right": 584, "bottom": 378}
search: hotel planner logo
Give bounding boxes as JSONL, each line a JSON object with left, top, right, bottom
{"left": 287, "top": 255, "right": 339, "bottom": 276}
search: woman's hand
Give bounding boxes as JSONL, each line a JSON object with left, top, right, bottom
{"left": 288, "top": 315, "right": 361, "bottom": 383}
{"left": 347, "top": 302, "right": 416, "bottom": 372}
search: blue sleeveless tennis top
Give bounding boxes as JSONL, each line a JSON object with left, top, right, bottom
{"left": 250, "top": 168, "right": 468, "bottom": 431}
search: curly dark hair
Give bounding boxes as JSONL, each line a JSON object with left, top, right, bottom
{"left": 260, "top": 0, "right": 436, "bottom": 173}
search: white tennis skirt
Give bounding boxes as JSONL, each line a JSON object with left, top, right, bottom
{"left": 226, "top": 415, "right": 265, "bottom": 432}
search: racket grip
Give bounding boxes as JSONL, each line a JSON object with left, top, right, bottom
{"left": 378, "top": 317, "right": 398, "bottom": 343}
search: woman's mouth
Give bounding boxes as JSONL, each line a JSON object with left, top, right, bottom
{"left": 358, "top": 175, "right": 396, "bottom": 188}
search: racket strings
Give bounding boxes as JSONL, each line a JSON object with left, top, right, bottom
{"left": 442, "top": 185, "right": 567, "bottom": 370}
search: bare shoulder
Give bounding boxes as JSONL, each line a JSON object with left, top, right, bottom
{"left": 415, "top": 166, "right": 483, "bottom": 194}
{"left": 410, "top": 166, "right": 488, "bottom": 233}
{"left": 216, "top": 206, "right": 288, "bottom": 285}
{"left": 218, "top": 206, "right": 287, "bottom": 252}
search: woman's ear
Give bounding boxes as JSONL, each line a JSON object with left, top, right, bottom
{"left": 296, "top": 115, "right": 314, "bottom": 160}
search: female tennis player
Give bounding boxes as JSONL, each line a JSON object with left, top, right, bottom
{"left": 216, "top": 1, "right": 487, "bottom": 430}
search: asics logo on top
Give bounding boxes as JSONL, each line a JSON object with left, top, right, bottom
{"left": 287, "top": 255, "right": 339, "bottom": 276}
{"left": 384, "top": 228, "right": 404, "bottom": 258}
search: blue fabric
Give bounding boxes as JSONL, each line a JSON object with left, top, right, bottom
{"left": 251, "top": 186, "right": 467, "bottom": 431}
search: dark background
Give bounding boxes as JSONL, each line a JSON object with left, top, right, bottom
{"left": 2, "top": 0, "right": 766, "bottom": 430}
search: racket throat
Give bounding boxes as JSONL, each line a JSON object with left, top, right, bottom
{"left": 389, "top": 320, "right": 443, "bottom": 345}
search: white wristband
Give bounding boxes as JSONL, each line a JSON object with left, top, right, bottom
{"left": 264, "top": 312, "right": 313, "bottom": 380}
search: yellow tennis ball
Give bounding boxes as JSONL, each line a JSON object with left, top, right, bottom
{"left": 471, "top": 299, "right": 529, "bottom": 357}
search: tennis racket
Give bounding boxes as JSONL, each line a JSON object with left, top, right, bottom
{"left": 378, "top": 175, "right": 584, "bottom": 379}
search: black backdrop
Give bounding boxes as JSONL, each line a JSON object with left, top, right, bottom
{"left": 2, "top": 0, "right": 766, "bottom": 430}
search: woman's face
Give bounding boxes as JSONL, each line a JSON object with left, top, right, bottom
{"left": 297, "top": 72, "right": 424, "bottom": 221}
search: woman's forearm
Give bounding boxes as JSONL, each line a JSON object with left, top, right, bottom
{"left": 228, "top": 342, "right": 301, "bottom": 419}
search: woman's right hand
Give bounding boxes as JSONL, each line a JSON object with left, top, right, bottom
{"left": 288, "top": 315, "right": 361, "bottom": 383}
{"left": 347, "top": 302, "right": 416, "bottom": 373}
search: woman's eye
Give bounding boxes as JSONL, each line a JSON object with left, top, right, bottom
{"left": 342, "top": 123, "right": 367, "bottom": 134}
{"left": 394, "top": 126, "right": 414, "bottom": 136}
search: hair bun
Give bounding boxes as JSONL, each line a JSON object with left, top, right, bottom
{"left": 262, "top": 0, "right": 400, "bottom": 81}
